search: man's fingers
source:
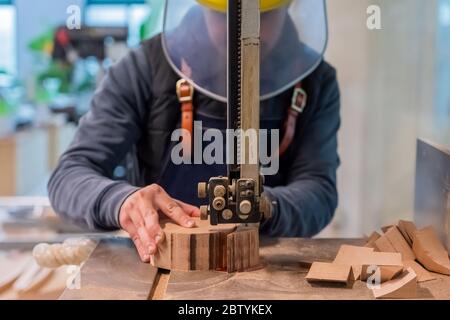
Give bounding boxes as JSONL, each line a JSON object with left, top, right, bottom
{"left": 155, "top": 193, "right": 195, "bottom": 228}
{"left": 132, "top": 235, "right": 150, "bottom": 263}
{"left": 176, "top": 200, "right": 201, "bottom": 217}
{"left": 143, "top": 210, "right": 165, "bottom": 246}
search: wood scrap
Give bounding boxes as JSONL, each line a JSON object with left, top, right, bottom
{"left": 403, "top": 260, "right": 435, "bottom": 282}
{"left": 360, "top": 265, "right": 403, "bottom": 283}
{"left": 412, "top": 226, "right": 450, "bottom": 275}
{"left": 306, "top": 262, "right": 353, "bottom": 286}
{"left": 377, "top": 226, "right": 416, "bottom": 261}
{"left": 333, "top": 245, "right": 403, "bottom": 280}
{"left": 364, "top": 231, "right": 381, "bottom": 248}
{"left": 372, "top": 267, "right": 417, "bottom": 299}
{"left": 398, "top": 220, "right": 417, "bottom": 246}
{"left": 333, "top": 245, "right": 375, "bottom": 280}
{"left": 151, "top": 218, "right": 260, "bottom": 272}
{"left": 381, "top": 225, "right": 394, "bottom": 233}
{"left": 374, "top": 235, "right": 396, "bottom": 253}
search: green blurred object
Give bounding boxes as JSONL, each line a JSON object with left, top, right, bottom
{"left": 28, "top": 28, "right": 55, "bottom": 56}
{"left": 35, "top": 62, "right": 72, "bottom": 103}
{"left": 140, "top": 0, "right": 165, "bottom": 41}
{"left": 0, "top": 97, "right": 12, "bottom": 116}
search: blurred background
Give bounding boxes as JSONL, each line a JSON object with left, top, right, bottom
{"left": 0, "top": 0, "right": 449, "bottom": 243}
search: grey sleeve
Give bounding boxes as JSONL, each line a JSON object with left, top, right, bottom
{"left": 47, "top": 46, "right": 152, "bottom": 230}
{"left": 261, "top": 67, "right": 341, "bottom": 237}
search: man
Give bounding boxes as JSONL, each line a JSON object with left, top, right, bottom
{"left": 48, "top": 0, "right": 340, "bottom": 262}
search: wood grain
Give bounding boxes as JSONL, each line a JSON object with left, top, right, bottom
{"left": 59, "top": 238, "right": 157, "bottom": 300}
{"left": 151, "top": 219, "right": 259, "bottom": 272}
{"left": 372, "top": 267, "right": 417, "bottom": 299}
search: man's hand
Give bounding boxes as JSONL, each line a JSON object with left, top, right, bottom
{"left": 119, "top": 184, "right": 200, "bottom": 262}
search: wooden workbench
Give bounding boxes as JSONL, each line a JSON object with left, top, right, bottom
{"left": 59, "top": 237, "right": 450, "bottom": 300}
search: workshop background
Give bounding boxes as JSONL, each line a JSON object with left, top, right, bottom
{"left": 0, "top": 0, "right": 449, "bottom": 239}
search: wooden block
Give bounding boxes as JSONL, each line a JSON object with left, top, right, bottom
{"left": 412, "top": 226, "right": 450, "bottom": 275}
{"left": 374, "top": 235, "right": 396, "bottom": 253}
{"left": 333, "top": 245, "right": 403, "bottom": 280}
{"left": 397, "top": 220, "right": 417, "bottom": 246}
{"left": 306, "top": 262, "right": 353, "bottom": 285}
{"left": 227, "top": 226, "right": 260, "bottom": 272}
{"left": 360, "top": 265, "right": 403, "bottom": 283}
{"left": 151, "top": 218, "right": 260, "bottom": 272}
{"left": 403, "top": 260, "right": 435, "bottom": 283}
{"left": 333, "top": 245, "right": 375, "bottom": 280}
{"left": 381, "top": 225, "right": 395, "bottom": 233}
{"left": 372, "top": 267, "right": 417, "bottom": 299}
{"left": 365, "top": 231, "right": 381, "bottom": 248}
{"left": 381, "top": 226, "right": 416, "bottom": 261}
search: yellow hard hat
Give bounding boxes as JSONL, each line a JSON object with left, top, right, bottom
{"left": 197, "top": 0, "right": 291, "bottom": 13}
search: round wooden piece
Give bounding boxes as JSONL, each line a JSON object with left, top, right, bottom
{"left": 151, "top": 218, "right": 260, "bottom": 272}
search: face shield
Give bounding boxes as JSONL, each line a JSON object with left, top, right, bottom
{"left": 162, "top": 0, "right": 328, "bottom": 102}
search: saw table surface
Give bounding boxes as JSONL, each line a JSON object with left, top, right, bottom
{"left": 59, "top": 237, "right": 450, "bottom": 300}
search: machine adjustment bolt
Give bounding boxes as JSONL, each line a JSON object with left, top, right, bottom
{"left": 200, "top": 205, "right": 209, "bottom": 220}
{"left": 212, "top": 197, "right": 226, "bottom": 211}
{"left": 198, "top": 182, "right": 207, "bottom": 199}
{"left": 239, "top": 200, "right": 252, "bottom": 215}
{"left": 213, "top": 185, "right": 226, "bottom": 197}
{"left": 222, "top": 209, "right": 233, "bottom": 220}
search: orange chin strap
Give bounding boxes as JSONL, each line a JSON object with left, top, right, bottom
{"left": 176, "top": 79, "right": 194, "bottom": 158}
{"left": 176, "top": 79, "right": 307, "bottom": 158}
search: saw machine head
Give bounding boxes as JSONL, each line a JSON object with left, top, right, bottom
{"left": 198, "top": 0, "right": 272, "bottom": 225}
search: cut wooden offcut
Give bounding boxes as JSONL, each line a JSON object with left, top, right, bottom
{"left": 360, "top": 265, "right": 404, "bottom": 283}
{"left": 398, "top": 220, "right": 418, "bottom": 246}
{"left": 381, "top": 225, "right": 395, "bottom": 233}
{"left": 374, "top": 226, "right": 416, "bottom": 261}
{"left": 403, "top": 260, "right": 436, "bottom": 282}
{"left": 412, "top": 226, "right": 450, "bottom": 275}
{"left": 372, "top": 267, "right": 417, "bottom": 299}
{"left": 333, "top": 245, "right": 402, "bottom": 280}
{"left": 151, "top": 218, "right": 260, "bottom": 272}
{"left": 365, "top": 232, "right": 381, "bottom": 248}
{"left": 227, "top": 226, "right": 260, "bottom": 272}
{"left": 306, "top": 262, "right": 353, "bottom": 286}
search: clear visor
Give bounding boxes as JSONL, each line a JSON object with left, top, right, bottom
{"left": 162, "top": 0, "right": 328, "bottom": 102}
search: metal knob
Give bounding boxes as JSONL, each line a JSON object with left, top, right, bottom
{"left": 198, "top": 182, "right": 207, "bottom": 199}
{"left": 212, "top": 197, "right": 226, "bottom": 211}
{"left": 222, "top": 209, "right": 233, "bottom": 220}
{"left": 200, "top": 205, "right": 209, "bottom": 220}
{"left": 213, "top": 185, "right": 226, "bottom": 197}
{"left": 239, "top": 200, "right": 252, "bottom": 215}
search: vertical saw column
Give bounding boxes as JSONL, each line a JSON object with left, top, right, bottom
{"left": 198, "top": 0, "right": 271, "bottom": 225}
{"left": 239, "top": 0, "right": 261, "bottom": 195}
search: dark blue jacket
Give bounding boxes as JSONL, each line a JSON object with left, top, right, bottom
{"left": 48, "top": 35, "right": 341, "bottom": 237}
